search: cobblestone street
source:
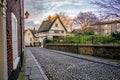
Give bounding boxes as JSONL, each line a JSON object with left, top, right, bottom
{"left": 27, "top": 47, "right": 120, "bottom": 80}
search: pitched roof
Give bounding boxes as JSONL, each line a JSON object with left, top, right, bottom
{"left": 38, "top": 15, "right": 67, "bottom": 32}
{"left": 30, "top": 29, "right": 37, "bottom": 37}
{"left": 91, "top": 19, "right": 120, "bottom": 25}
{"left": 24, "top": 29, "right": 38, "bottom": 38}
{"left": 38, "top": 20, "right": 55, "bottom": 32}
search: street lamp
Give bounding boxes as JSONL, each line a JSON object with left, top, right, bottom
{"left": 20, "top": 11, "right": 29, "bottom": 67}
{"left": 25, "top": 11, "right": 29, "bottom": 19}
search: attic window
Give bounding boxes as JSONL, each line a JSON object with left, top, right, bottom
{"left": 61, "top": 31, "right": 64, "bottom": 33}
{"left": 28, "top": 33, "right": 30, "bottom": 35}
{"left": 55, "top": 23, "right": 58, "bottom": 27}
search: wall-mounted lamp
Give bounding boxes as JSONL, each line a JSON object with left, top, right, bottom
{"left": 25, "top": 11, "right": 29, "bottom": 19}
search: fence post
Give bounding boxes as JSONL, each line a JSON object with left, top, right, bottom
{"left": 92, "top": 36, "right": 94, "bottom": 44}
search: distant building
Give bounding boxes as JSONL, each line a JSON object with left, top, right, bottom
{"left": 0, "top": 0, "right": 25, "bottom": 80}
{"left": 24, "top": 28, "right": 39, "bottom": 46}
{"left": 91, "top": 19, "right": 120, "bottom": 35}
{"left": 37, "top": 15, "right": 67, "bottom": 47}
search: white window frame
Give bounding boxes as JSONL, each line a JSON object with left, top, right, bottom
{"left": 104, "top": 29, "right": 108, "bottom": 34}
{"left": 11, "top": 13, "right": 20, "bottom": 70}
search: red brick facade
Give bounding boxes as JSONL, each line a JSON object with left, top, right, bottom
{"left": 6, "top": 0, "right": 24, "bottom": 77}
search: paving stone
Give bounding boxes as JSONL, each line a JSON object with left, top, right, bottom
{"left": 25, "top": 67, "right": 31, "bottom": 76}
{"left": 25, "top": 70, "right": 30, "bottom": 76}
{"left": 29, "top": 74, "right": 44, "bottom": 80}
{"left": 30, "top": 67, "right": 40, "bottom": 74}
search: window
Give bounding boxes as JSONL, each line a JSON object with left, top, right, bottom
{"left": 55, "top": 23, "right": 58, "bottom": 27}
{"left": 61, "top": 31, "right": 64, "bottom": 33}
{"left": 30, "top": 38, "right": 32, "bottom": 41}
{"left": 104, "top": 24, "right": 108, "bottom": 27}
{"left": 28, "top": 33, "right": 30, "bottom": 35}
{"left": 117, "top": 23, "right": 120, "bottom": 28}
{"left": 11, "top": 13, "right": 19, "bottom": 70}
{"left": 104, "top": 29, "right": 108, "bottom": 34}
{"left": 54, "top": 30, "right": 59, "bottom": 33}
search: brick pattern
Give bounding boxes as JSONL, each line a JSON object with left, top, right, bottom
{"left": 6, "top": 0, "right": 24, "bottom": 77}
{"left": 6, "top": 9, "right": 13, "bottom": 76}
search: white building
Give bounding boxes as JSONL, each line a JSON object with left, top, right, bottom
{"left": 37, "top": 15, "right": 67, "bottom": 46}
{"left": 24, "top": 28, "right": 39, "bottom": 46}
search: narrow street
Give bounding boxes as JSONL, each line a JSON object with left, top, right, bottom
{"left": 27, "top": 47, "right": 120, "bottom": 80}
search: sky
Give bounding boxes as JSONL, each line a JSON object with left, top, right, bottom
{"left": 24, "top": 0, "right": 96, "bottom": 29}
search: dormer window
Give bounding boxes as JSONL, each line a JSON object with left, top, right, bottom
{"left": 55, "top": 23, "right": 58, "bottom": 27}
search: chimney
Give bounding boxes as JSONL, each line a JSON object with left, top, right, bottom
{"left": 48, "top": 15, "right": 51, "bottom": 20}
{"left": 33, "top": 27, "right": 35, "bottom": 31}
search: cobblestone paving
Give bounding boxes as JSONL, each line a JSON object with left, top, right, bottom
{"left": 29, "top": 47, "right": 120, "bottom": 80}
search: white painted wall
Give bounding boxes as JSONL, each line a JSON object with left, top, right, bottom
{"left": 0, "top": 1, "right": 8, "bottom": 79}
{"left": 38, "top": 18, "right": 67, "bottom": 47}
{"left": 49, "top": 18, "right": 66, "bottom": 36}
{"left": 24, "top": 29, "right": 34, "bottom": 46}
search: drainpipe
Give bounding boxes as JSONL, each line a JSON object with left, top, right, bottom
{"left": 19, "top": 0, "right": 23, "bottom": 67}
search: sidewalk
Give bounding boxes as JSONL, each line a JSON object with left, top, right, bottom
{"left": 24, "top": 48, "right": 48, "bottom": 80}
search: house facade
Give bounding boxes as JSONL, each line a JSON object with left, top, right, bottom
{"left": 91, "top": 19, "right": 120, "bottom": 35}
{"left": 37, "top": 15, "right": 67, "bottom": 46}
{"left": 0, "top": 0, "right": 7, "bottom": 80}
{"left": 0, "top": 0, "right": 25, "bottom": 80}
{"left": 24, "top": 28, "right": 39, "bottom": 46}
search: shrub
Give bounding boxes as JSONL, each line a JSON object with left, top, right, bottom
{"left": 111, "top": 31, "right": 120, "bottom": 40}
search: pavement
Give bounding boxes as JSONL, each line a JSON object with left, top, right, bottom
{"left": 24, "top": 48, "right": 48, "bottom": 80}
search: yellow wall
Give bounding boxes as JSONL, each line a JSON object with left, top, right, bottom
{"left": 0, "top": 2, "right": 8, "bottom": 80}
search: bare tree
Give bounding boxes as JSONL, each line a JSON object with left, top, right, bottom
{"left": 92, "top": 0, "right": 120, "bottom": 18}
{"left": 73, "top": 12, "right": 99, "bottom": 34}
{"left": 58, "top": 12, "right": 73, "bottom": 32}
{"left": 74, "top": 12, "right": 99, "bottom": 27}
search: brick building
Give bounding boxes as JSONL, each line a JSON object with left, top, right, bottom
{"left": 0, "top": 0, "right": 24, "bottom": 80}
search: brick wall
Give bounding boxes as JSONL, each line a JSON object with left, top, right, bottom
{"left": 6, "top": 0, "right": 24, "bottom": 77}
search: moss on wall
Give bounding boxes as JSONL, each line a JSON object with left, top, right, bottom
{"left": 45, "top": 44, "right": 120, "bottom": 60}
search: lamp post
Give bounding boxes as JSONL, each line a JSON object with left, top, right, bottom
{"left": 20, "top": 11, "right": 30, "bottom": 66}
{"left": 20, "top": 9, "right": 29, "bottom": 67}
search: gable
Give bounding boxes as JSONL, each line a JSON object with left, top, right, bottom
{"left": 24, "top": 29, "right": 34, "bottom": 38}
{"left": 38, "top": 15, "right": 67, "bottom": 32}
{"left": 50, "top": 18, "right": 66, "bottom": 31}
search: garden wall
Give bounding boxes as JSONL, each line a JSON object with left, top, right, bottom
{"left": 45, "top": 44, "right": 120, "bottom": 60}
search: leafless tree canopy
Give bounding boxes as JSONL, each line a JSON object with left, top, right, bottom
{"left": 93, "top": 0, "right": 120, "bottom": 18}
{"left": 58, "top": 12, "right": 73, "bottom": 32}
{"left": 74, "top": 12, "right": 99, "bottom": 27}
{"left": 73, "top": 12, "right": 99, "bottom": 34}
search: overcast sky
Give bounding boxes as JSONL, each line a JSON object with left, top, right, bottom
{"left": 24, "top": 0, "right": 96, "bottom": 29}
